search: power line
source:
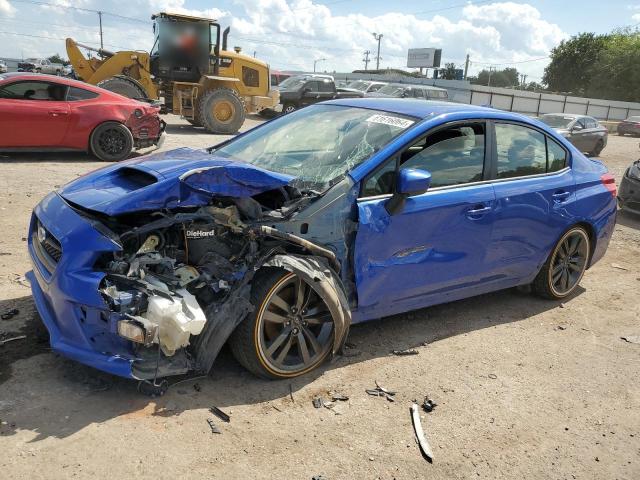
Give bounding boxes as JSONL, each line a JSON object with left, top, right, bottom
{"left": 0, "top": 30, "right": 130, "bottom": 50}
{"left": 414, "top": 0, "right": 494, "bottom": 17}
{"left": 10, "top": 0, "right": 149, "bottom": 24}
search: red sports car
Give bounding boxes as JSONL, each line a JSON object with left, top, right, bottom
{"left": 0, "top": 72, "right": 165, "bottom": 161}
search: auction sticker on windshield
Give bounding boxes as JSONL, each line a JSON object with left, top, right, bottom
{"left": 366, "top": 114, "right": 415, "bottom": 129}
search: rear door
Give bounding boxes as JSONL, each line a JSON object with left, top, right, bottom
{"left": 488, "top": 121, "right": 575, "bottom": 280}
{"left": 354, "top": 121, "right": 496, "bottom": 318}
{"left": 0, "top": 80, "right": 70, "bottom": 147}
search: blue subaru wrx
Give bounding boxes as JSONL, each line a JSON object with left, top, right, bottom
{"left": 27, "top": 99, "right": 617, "bottom": 389}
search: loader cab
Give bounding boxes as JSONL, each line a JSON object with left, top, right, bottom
{"left": 150, "top": 12, "right": 221, "bottom": 83}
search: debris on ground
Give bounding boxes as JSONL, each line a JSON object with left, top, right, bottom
{"left": 193, "top": 383, "right": 201, "bottom": 392}
{"left": 621, "top": 335, "right": 640, "bottom": 344}
{"left": 1, "top": 308, "right": 19, "bottom": 320}
{"left": 410, "top": 402, "right": 434, "bottom": 463}
{"left": 0, "top": 335, "right": 26, "bottom": 346}
{"left": 206, "top": 418, "right": 221, "bottom": 434}
{"left": 312, "top": 475, "right": 327, "bottom": 480}
{"left": 392, "top": 348, "right": 419, "bottom": 356}
{"left": 611, "top": 263, "right": 629, "bottom": 271}
{"left": 557, "top": 325, "right": 567, "bottom": 330}
{"left": 421, "top": 396, "right": 437, "bottom": 413}
{"left": 210, "top": 406, "right": 230, "bottom": 423}
{"left": 312, "top": 397, "right": 323, "bottom": 409}
{"left": 488, "top": 373, "right": 498, "bottom": 379}
{"left": 328, "top": 391, "right": 349, "bottom": 402}
{"left": 366, "top": 381, "right": 396, "bottom": 402}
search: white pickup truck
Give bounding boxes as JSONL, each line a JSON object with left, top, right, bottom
{"left": 20, "top": 58, "right": 64, "bottom": 75}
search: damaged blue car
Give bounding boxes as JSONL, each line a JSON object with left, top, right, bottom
{"left": 27, "top": 99, "right": 617, "bottom": 390}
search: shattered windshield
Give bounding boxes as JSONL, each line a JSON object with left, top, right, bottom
{"left": 277, "top": 76, "right": 306, "bottom": 90}
{"left": 212, "top": 105, "right": 416, "bottom": 192}
{"left": 541, "top": 115, "right": 575, "bottom": 128}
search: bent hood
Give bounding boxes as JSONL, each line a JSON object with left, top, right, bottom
{"left": 58, "top": 147, "right": 294, "bottom": 216}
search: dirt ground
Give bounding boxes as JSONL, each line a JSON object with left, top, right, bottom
{"left": 0, "top": 115, "right": 638, "bottom": 480}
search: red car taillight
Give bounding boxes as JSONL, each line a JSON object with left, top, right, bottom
{"left": 600, "top": 173, "right": 617, "bottom": 198}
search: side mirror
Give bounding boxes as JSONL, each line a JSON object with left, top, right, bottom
{"left": 385, "top": 168, "right": 431, "bottom": 215}
{"left": 302, "top": 87, "right": 312, "bottom": 95}
{"left": 572, "top": 124, "right": 583, "bottom": 132}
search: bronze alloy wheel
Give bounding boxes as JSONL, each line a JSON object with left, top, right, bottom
{"left": 213, "top": 100, "right": 235, "bottom": 124}
{"left": 255, "top": 273, "right": 334, "bottom": 376}
{"left": 548, "top": 228, "right": 590, "bottom": 297}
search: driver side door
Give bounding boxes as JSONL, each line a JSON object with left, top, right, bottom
{"left": 353, "top": 121, "right": 497, "bottom": 320}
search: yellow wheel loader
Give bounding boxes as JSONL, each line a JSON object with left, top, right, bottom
{"left": 66, "top": 12, "right": 279, "bottom": 134}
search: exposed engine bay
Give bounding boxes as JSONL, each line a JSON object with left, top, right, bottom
{"left": 89, "top": 188, "right": 350, "bottom": 381}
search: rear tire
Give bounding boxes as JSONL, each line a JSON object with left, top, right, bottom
{"left": 197, "top": 88, "right": 246, "bottom": 134}
{"left": 90, "top": 121, "right": 134, "bottom": 162}
{"left": 532, "top": 226, "right": 590, "bottom": 300}
{"left": 229, "top": 268, "right": 336, "bottom": 379}
{"left": 96, "top": 76, "right": 147, "bottom": 99}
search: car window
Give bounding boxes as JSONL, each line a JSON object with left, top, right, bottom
{"left": 0, "top": 81, "right": 67, "bottom": 101}
{"left": 413, "top": 88, "right": 425, "bottom": 99}
{"left": 319, "top": 81, "right": 334, "bottom": 93}
{"left": 67, "top": 86, "right": 99, "bottom": 101}
{"left": 306, "top": 81, "right": 321, "bottom": 93}
{"left": 587, "top": 118, "right": 599, "bottom": 129}
{"left": 576, "top": 118, "right": 587, "bottom": 129}
{"left": 495, "top": 123, "right": 546, "bottom": 178}
{"left": 547, "top": 137, "right": 567, "bottom": 172}
{"left": 369, "top": 84, "right": 383, "bottom": 92}
{"left": 362, "top": 123, "right": 486, "bottom": 196}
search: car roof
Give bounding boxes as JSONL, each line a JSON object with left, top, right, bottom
{"left": 0, "top": 72, "right": 123, "bottom": 95}
{"left": 322, "top": 97, "right": 500, "bottom": 120}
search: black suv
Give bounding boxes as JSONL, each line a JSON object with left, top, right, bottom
{"left": 278, "top": 75, "right": 363, "bottom": 114}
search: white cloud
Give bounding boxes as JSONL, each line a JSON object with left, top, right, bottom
{"left": 0, "top": 0, "right": 15, "bottom": 16}
{"left": 0, "top": 1, "right": 566, "bottom": 79}
{"left": 633, "top": 12, "right": 640, "bottom": 21}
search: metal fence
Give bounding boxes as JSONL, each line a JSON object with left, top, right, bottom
{"left": 333, "top": 72, "right": 640, "bottom": 121}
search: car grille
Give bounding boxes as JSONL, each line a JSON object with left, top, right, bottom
{"left": 33, "top": 218, "right": 62, "bottom": 271}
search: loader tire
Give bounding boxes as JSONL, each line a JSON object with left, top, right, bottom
{"left": 197, "top": 88, "right": 246, "bottom": 134}
{"left": 97, "top": 76, "right": 147, "bottom": 100}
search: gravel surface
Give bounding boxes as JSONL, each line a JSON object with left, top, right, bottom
{"left": 0, "top": 115, "right": 638, "bottom": 480}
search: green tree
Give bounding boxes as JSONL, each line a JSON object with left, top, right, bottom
{"left": 47, "top": 53, "right": 69, "bottom": 65}
{"left": 587, "top": 29, "right": 640, "bottom": 102}
{"left": 472, "top": 67, "right": 519, "bottom": 87}
{"left": 542, "top": 32, "right": 608, "bottom": 95}
{"left": 441, "top": 62, "right": 459, "bottom": 80}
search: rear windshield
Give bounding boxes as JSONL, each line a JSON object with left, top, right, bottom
{"left": 540, "top": 115, "right": 575, "bottom": 128}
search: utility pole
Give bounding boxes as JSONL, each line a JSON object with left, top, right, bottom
{"left": 98, "top": 11, "right": 104, "bottom": 50}
{"left": 372, "top": 32, "right": 383, "bottom": 70}
{"left": 464, "top": 54, "right": 470, "bottom": 80}
{"left": 363, "top": 50, "right": 371, "bottom": 71}
{"left": 520, "top": 74, "right": 527, "bottom": 89}
{"left": 253, "top": 51, "right": 257, "bottom": 58}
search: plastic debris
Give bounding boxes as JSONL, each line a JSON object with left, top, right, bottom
{"left": 621, "top": 335, "right": 640, "bottom": 344}
{"left": 312, "top": 397, "right": 323, "bottom": 409}
{"left": 392, "top": 348, "right": 419, "bottom": 356}
{"left": 329, "top": 392, "right": 349, "bottom": 402}
{"left": 210, "top": 406, "right": 230, "bottom": 423}
{"left": 1, "top": 308, "right": 19, "bottom": 320}
{"left": 410, "top": 402, "right": 434, "bottom": 463}
{"left": 421, "top": 396, "right": 437, "bottom": 413}
{"left": 488, "top": 373, "right": 498, "bottom": 379}
{"left": 207, "top": 418, "right": 221, "bottom": 434}
{"left": 0, "top": 335, "right": 26, "bottom": 346}
{"left": 366, "top": 381, "right": 396, "bottom": 402}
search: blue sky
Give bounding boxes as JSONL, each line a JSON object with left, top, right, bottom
{"left": 0, "top": 0, "right": 636, "bottom": 82}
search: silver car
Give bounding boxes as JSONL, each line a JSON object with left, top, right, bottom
{"left": 0, "top": 61, "right": 7, "bottom": 74}
{"left": 540, "top": 114, "right": 608, "bottom": 157}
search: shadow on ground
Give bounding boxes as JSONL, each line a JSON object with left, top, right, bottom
{"left": 0, "top": 285, "right": 581, "bottom": 442}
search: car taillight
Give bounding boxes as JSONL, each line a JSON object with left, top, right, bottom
{"left": 600, "top": 173, "right": 617, "bottom": 197}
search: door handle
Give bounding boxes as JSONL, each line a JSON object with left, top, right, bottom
{"left": 552, "top": 191, "right": 571, "bottom": 203}
{"left": 48, "top": 110, "right": 68, "bottom": 116}
{"left": 466, "top": 204, "right": 492, "bottom": 219}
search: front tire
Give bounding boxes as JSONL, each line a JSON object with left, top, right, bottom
{"left": 590, "top": 139, "right": 604, "bottom": 157}
{"left": 532, "top": 227, "right": 590, "bottom": 299}
{"left": 197, "top": 88, "right": 246, "bottom": 134}
{"left": 282, "top": 103, "right": 297, "bottom": 114}
{"left": 90, "top": 121, "right": 134, "bottom": 162}
{"left": 229, "top": 268, "right": 336, "bottom": 379}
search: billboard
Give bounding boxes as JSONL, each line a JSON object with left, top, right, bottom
{"left": 407, "top": 48, "right": 442, "bottom": 68}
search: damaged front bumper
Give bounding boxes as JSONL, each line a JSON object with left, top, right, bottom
{"left": 27, "top": 192, "right": 142, "bottom": 378}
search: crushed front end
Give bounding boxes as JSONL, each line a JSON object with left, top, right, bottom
{"left": 27, "top": 152, "right": 351, "bottom": 382}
